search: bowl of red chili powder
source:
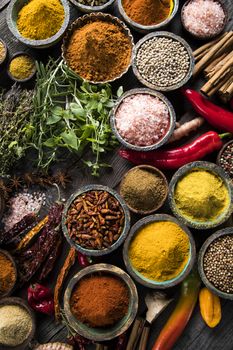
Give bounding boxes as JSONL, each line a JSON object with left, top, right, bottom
{"left": 64, "top": 264, "right": 138, "bottom": 341}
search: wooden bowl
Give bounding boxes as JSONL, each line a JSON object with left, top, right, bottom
{"left": 7, "top": 52, "right": 36, "bottom": 83}
{"left": 123, "top": 214, "right": 196, "bottom": 289}
{"left": 119, "top": 165, "right": 168, "bottom": 215}
{"left": 63, "top": 263, "right": 138, "bottom": 341}
{"left": 110, "top": 88, "right": 176, "bottom": 151}
{"left": 0, "top": 297, "right": 36, "bottom": 350}
{"left": 0, "top": 249, "right": 17, "bottom": 298}
{"left": 169, "top": 161, "right": 233, "bottom": 230}
{"left": 69, "top": 0, "right": 115, "bottom": 13}
{"left": 198, "top": 227, "right": 233, "bottom": 300}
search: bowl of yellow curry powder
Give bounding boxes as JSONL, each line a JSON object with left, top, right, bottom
{"left": 169, "top": 161, "right": 233, "bottom": 230}
{"left": 7, "top": 0, "right": 70, "bottom": 49}
{"left": 7, "top": 52, "right": 36, "bottom": 82}
{"left": 123, "top": 214, "right": 196, "bottom": 289}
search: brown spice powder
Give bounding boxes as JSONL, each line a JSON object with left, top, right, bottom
{"left": 0, "top": 252, "right": 16, "bottom": 296}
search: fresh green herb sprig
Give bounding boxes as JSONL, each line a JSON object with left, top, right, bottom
{"left": 31, "top": 59, "right": 123, "bottom": 176}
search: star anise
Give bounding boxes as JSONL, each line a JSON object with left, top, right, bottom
{"left": 54, "top": 170, "right": 72, "bottom": 189}
{"left": 0, "top": 179, "right": 12, "bottom": 199}
{"left": 9, "top": 175, "right": 23, "bottom": 191}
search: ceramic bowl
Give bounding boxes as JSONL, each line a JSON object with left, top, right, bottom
{"left": 63, "top": 263, "right": 138, "bottom": 341}
{"left": 132, "top": 31, "right": 194, "bottom": 92}
{"left": 62, "top": 184, "right": 131, "bottom": 256}
{"left": 0, "top": 250, "right": 17, "bottom": 298}
{"left": 217, "top": 139, "right": 233, "bottom": 181}
{"left": 7, "top": 0, "right": 70, "bottom": 49}
{"left": 198, "top": 227, "right": 233, "bottom": 300}
{"left": 62, "top": 12, "right": 134, "bottom": 84}
{"left": 123, "top": 214, "right": 196, "bottom": 289}
{"left": 7, "top": 52, "right": 36, "bottom": 83}
{"left": 69, "top": 0, "right": 115, "bottom": 13}
{"left": 169, "top": 161, "right": 233, "bottom": 230}
{"left": 0, "top": 38, "right": 8, "bottom": 65}
{"left": 117, "top": 0, "right": 179, "bottom": 34}
{"left": 181, "top": 0, "right": 228, "bottom": 40}
{"left": 110, "top": 88, "right": 176, "bottom": 151}
{"left": 0, "top": 297, "right": 36, "bottom": 350}
{"left": 119, "top": 165, "right": 168, "bottom": 215}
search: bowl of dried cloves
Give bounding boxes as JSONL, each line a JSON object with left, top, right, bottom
{"left": 62, "top": 185, "right": 131, "bottom": 256}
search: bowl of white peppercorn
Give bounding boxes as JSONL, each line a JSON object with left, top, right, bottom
{"left": 69, "top": 0, "right": 115, "bottom": 13}
{"left": 132, "top": 31, "right": 194, "bottom": 92}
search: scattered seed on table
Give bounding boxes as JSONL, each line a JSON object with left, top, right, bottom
{"left": 219, "top": 142, "right": 233, "bottom": 180}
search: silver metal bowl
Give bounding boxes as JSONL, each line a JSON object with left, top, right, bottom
{"left": 69, "top": 0, "right": 115, "bottom": 13}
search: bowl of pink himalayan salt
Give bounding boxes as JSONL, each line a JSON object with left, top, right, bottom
{"left": 181, "top": 0, "right": 228, "bottom": 40}
{"left": 110, "top": 88, "right": 176, "bottom": 152}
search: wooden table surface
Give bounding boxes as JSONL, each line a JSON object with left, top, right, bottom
{"left": 0, "top": 1, "right": 233, "bottom": 349}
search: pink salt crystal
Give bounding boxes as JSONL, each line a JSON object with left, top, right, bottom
{"left": 115, "top": 94, "right": 170, "bottom": 147}
{"left": 182, "top": 0, "right": 225, "bottom": 38}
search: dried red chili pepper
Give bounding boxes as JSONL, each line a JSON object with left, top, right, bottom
{"left": 77, "top": 252, "right": 91, "bottom": 267}
{"left": 39, "top": 235, "right": 62, "bottom": 281}
{"left": 28, "top": 283, "right": 54, "bottom": 315}
{"left": 183, "top": 89, "right": 233, "bottom": 133}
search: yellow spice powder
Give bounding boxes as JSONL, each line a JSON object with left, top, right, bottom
{"left": 174, "top": 170, "right": 230, "bottom": 222}
{"left": 129, "top": 221, "right": 190, "bottom": 282}
{"left": 0, "top": 41, "right": 6, "bottom": 62}
{"left": 9, "top": 55, "right": 35, "bottom": 80}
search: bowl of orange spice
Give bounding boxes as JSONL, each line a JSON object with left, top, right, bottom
{"left": 117, "top": 0, "right": 179, "bottom": 33}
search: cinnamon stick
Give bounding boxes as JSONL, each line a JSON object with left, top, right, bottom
{"left": 204, "top": 53, "right": 227, "bottom": 77}
{"left": 193, "top": 32, "right": 227, "bottom": 58}
{"left": 220, "top": 81, "right": 233, "bottom": 102}
{"left": 138, "top": 324, "right": 150, "bottom": 350}
{"left": 126, "top": 318, "right": 145, "bottom": 350}
{"left": 219, "top": 76, "right": 233, "bottom": 94}
{"left": 201, "top": 70, "right": 233, "bottom": 97}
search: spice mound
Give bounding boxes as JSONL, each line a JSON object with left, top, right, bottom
{"left": 65, "top": 190, "right": 125, "bottom": 250}
{"left": 70, "top": 274, "right": 129, "bottom": 327}
{"left": 136, "top": 36, "right": 190, "bottom": 88}
{"left": 17, "top": 0, "right": 65, "bottom": 40}
{"left": 219, "top": 142, "right": 233, "bottom": 180}
{"left": 0, "top": 304, "right": 33, "bottom": 346}
{"left": 0, "top": 40, "right": 6, "bottom": 63}
{"left": 182, "top": 0, "right": 225, "bottom": 38}
{"left": 204, "top": 235, "right": 233, "bottom": 294}
{"left": 129, "top": 221, "right": 190, "bottom": 282}
{"left": 9, "top": 55, "right": 36, "bottom": 81}
{"left": 115, "top": 94, "right": 170, "bottom": 146}
{"left": 65, "top": 20, "right": 132, "bottom": 82}
{"left": 120, "top": 167, "right": 167, "bottom": 212}
{"left": 0, "top": 251, "right": 16, "bottom": 297}
{"left": 122, "top": 0, "right": 173, "bottom": 26}
{"left": 174, "top": 169, "right": 230, "bottom": 223}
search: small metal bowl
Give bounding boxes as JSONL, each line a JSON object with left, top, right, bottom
{"left": 69, "top": 0, "right": 115, "bottom": 13}
{"left": 123, "top": 214, "right": 196, "bottom": 289}
{"left": 169, "top": 161, "right": 233, "bottom": 230}
{"left": 117, "top": 0, "right": 179, "bottom": 34}
{"left": 62, "top": 12, "right": 134, "bottom": 84}
{"left": 216, "top": 139, "right": 233, "bottom": 181}
{"left": 0, "top": 38, "right": 8, "bottom": 65}
{"left": 7, "top": 52, "right": 36, "bottom": 83}
{"left": 62, "top": 184, "right": 131, "bottom": 257}
{"left": 110, "top": 88, "right": 176, "bottom": 151}
{"left": 64, "top": 263, "right": 138, "bottom": 341}
{"left": 198, "top": 227, "right": 233, "bottom": 300}
{"left": 0, "top": 297, "right": 36, "bottom": 350}
{"left": 7, "top": 0, "right": 70, "bottom": 49}
{"left": 181, "top": 0, "right": 228, "bottom": 40}
{"left": 132, "top": 31, "right": 194, "bottom": 92}
{"left": 0, "top": 249, "right": 17, "bottom": 298}
{"left": 119, "top": 165, "right": 168, "bottom": 215}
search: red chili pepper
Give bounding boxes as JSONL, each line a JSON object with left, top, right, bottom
{"left": 119, "top": 131, "right": 227, "bottom": 170}
{"left": 77, "top": 252, "right": 91, "bottom": 267}
{"left": 28, "top": 283, "right": 54, "bottom": 315}
{"left": 183, "top": 89, "right": 233, "bottom": 133}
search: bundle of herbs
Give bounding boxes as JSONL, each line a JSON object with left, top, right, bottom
{"left": 31, "top": 59, "right": 122, "bottom": 176}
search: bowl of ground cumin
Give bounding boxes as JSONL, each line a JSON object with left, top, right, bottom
{"left": 64, "top": 264, "right": 138, "bottom": 341}
{"left": 62, "top": 12, "right": 134, "bottom": 84}
{"left": 0, "top": 249, "right": 17, "bottom": 298}
{"left": 7, "top": 0, "right": 70, "bottom": 48}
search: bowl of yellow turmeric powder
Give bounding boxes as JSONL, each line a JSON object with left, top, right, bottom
{"left": 7, "top": 52, "right": 36, "bottom": 82}
{"left": 7, "top": 0, "right": 70, "bottom": 49}
{"left": 123, "top": 214, "right": 196, "bottom": 289}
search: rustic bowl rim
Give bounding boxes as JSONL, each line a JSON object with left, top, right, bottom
{"left": 110, "top": 88, "right": 176, "bottom": 151}
{"left": 0, "top": 38, "right": 8, "bottom": 65}
{"left": 117, "top": 0, "right": 179, "bottom": 33}
{"left": 123, "top": 213, "right": 196, "bottom": 289}
{"left": 62, "top": 184, "right": 131, "bottom": 256}
{"left": 6, "top": 0, "right": 70, "bottom": 48}
{"left": 63, "top": 263, "right": 138, "bottom": 341}
{"left": 0, "top": 249, "right": 17, "bottom": 299}
{"left": 169, "top": 161, "right": 233, "bottom": 229}
{"left": 0, "top": 296, "right": 36, "bottom": 350}
{"left": 216, "top": 139, "right": 233, "bottom": 170}
{"left": 132, "top": 31, "right": 195, "bottom": 92}
{"left": 198, "top": 227, "right": 233, "bottom": 300}
{"left": 62, "top": 12, "right": 134, "bottom": 84}
{"left": 181, "top": 0, "right": 228, "bottom": 40}
{"left": 7, "top": 51, "right": 36, "bottom": 83}
{"left": 69, "top": 0, "right": 115, "bottom": 13}
{"left": 119, "top": 164, "right": 169, "bottom": 215}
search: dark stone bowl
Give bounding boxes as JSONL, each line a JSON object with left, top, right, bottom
{"left": 0, "top": 249, "right": 17, "bottom": 298}
{"left": 62, "top": 184, "right": 131, "bottom": 256}
{"left": 123, "top": 214, "right": 196, "bottom": 289}
{"left": 63, "top": 263, "right": 138, "bottom": 341}
{"left": 198, "top": 227, "right": 233, "bottom": 300}
{"left": 69, "top": 0, "right": 115, "bottom": 13}
{"left": 7, "top": 52, "right": 36, "bottom": 83}
{"left": 0, "top": 38, "right": 8, "bottom": 65}
{"left": 216, "top": 139, "right": 233, "bottom": 181}
{"left": 169, "top": 161, "right": 233, "bottom": 230}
